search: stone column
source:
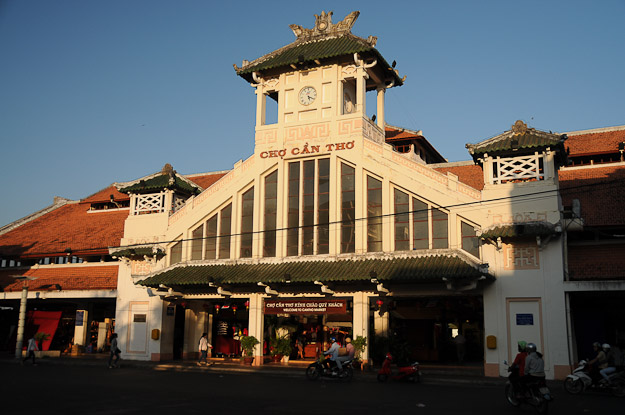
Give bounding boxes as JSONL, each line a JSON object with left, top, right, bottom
{"left": 352, "top": 292, "right": 370, "bottom": 362}
{"left": 376, "top": 87, "right": 385, "bottom": 129}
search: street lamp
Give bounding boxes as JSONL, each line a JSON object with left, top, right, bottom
{"left": 11, "top": 275, "right": 38, "bottom": 359}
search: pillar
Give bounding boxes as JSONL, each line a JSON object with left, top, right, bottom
{"left": 248, "top": 293, "right": 265, "bottom": 365}
{"left": 376, "top": 87, "right": 385, "bottom": 129}
{"left": 352, "top": 292, "right": 370, "bottom": 362}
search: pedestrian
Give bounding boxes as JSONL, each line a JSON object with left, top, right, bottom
{"left": 108, "top": 333, "right": 120, "bottom": 368}
{"left": 22, "top": 336, "right": 38, "bottom": 365}
{"left": 197, "top": 332, "right": 212, "bottom": 366}
{"left": 453, "top": 332, "right": 466, "bottom": 363}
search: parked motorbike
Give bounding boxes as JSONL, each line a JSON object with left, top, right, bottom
{"left": 504, "top": 361, "right": 552, "bottom": 414}
{"left": 377, "top": 353, "right": 421, "bottom": 383}
{"left": 305, "top": 356, "right": 354, "bottom": 382}
{"left": 563, "top": 360, "right": 625, "bottom": 397}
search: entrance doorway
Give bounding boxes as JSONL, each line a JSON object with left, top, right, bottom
{"left": 173, "top": 305, "right": 185, "bottom": 360}
{"left": 375, "top": 296, "right": 484, "bottom": 365}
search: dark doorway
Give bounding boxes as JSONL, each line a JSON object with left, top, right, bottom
{"left": 173, "top": 305, "right": 185, "bottom": 360}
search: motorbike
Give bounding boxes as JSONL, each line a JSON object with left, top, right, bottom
{"left": 504, "top": 361, "right": 552, "bottom": 414}
{"left": 305, "top": 356, "right": 354, "bottom": 382}
{"left": 377, "top": 353, "right": 421, "bottom": 383}
{"left": 563, "top": 360, "right": 625, "bottom": 397}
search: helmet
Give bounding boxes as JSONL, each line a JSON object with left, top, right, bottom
{"left": 602, "top": 343, "right": 611, "bottom": 350}
{"left": 518, "top": 340, "right": 527, "bottom": 351}
{"left": 330, "top": 336, "right": 336, "bottom": 342}
{"left": 345, "top": 337, "right": 352, "bottom": 343}
{"left": 593, "top": 342, "right": 601, "bottom": 348}
{"left": 526, "top": 343, "right": 537, "bottom": 353}
{"left": 385, "top": 353, "right": 393, "bottom": 361}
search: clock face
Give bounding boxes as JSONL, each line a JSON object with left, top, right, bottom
{"left": 298, "top": 86, "right": 317, "bottom": 106}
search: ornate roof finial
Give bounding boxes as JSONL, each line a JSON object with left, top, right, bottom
{"left": 289, "top": 11, "right": 360, "bottom": 40}
{"left": 511, "top": 120, "right": 528, "bottom": 135}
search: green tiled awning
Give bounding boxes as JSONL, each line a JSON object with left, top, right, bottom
{"left": 480, "top": 222, "right": 559, "bottom": 239}
{"left": 137, "top": 254, "right": 490, "bottom": 288}
{"left": 110, "top": 247, "right": 165, "bottom": 258}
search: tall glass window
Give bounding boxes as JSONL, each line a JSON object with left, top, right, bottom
{"left": 287, "top": 162, "right": 300, "bottom": 256}
{"left": 461, "top": 221, "right": 479, "bottom": 258}
{"left": 263, "top": 171, "right": 278, "bottom": 257}
{"left": 394, "top": 189, "right": 410, "bottom": 251}
{"left": 302, "top": 161, "right": 315, "bottom": 255}
{"left": 341, "top": 163, "right": 355, "bottom": 253}
{"left": 432, "top": 208, "right": 449, "bottom": 249}
{"left": 205, "top": 214, "right": 218, "bottom": 259}
{"left": 191, "top": 225, "right": 203, "bottom": 260}
{"left": 240, "top": 187, "right": 254, "bottom": 258}
{"left": 317, "top": 159, "right": 330, "bottom": 254}
{"left": 412, "top": 198, "right": 429, "bottom": 249}
{"left": 367, "top": 176, "right": 383, "bottom": 252}
{"left": 219, "top": 204, "right": 232, "bottom": 259}
{"left": 170, "top": 240, "right": 182, "bottom": 265}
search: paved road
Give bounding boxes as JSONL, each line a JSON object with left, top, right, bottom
{"left": 2, "top": 362, "right": 623, "bottom": 414}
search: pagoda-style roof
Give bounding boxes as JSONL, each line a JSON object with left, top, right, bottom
{"left": 479, "top": 221, "right": 560, "bottom": 240}
{"left": 117, "top": 164, "right": 202, "bottom": 196}
{"left": 466, "top": 120, "right": 568, "bottom": 161}
{"left": 234, "top": 11, "right": 404, "bottom": 89}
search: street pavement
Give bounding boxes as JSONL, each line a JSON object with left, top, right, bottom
{"left": 1, "top": 355, "right": 623, "bottom": 414}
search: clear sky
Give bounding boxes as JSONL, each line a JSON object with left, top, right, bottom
{"left": 1, "top": 0, "right": 624, "bottom": 227}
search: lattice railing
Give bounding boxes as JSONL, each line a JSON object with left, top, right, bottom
{"left": 172, "top": 195, "right": 187, "bottom": 213}
{"left": 133, "top": 193, "right": 166, "bottom": 215}
{"left": 493, "top": 154, "right": 544, "bottom": 184}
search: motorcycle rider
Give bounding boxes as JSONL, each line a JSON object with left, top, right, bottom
{"left": 510, "top": 340, "right": 528, "bottom": 395}
{"left": 323, "top": 336, "right": 341, "bottom": 372}
{"left": 522, "top": 343, "right": 545, "bottom": 391}
{"left": 336, "top": 337, "right": 355, "bottom": 368}
{"left": 599, "top": 344, "right": 617, "bottom": 385}
{"left": 588, "top": 341, "right": 608, "bottom": 380}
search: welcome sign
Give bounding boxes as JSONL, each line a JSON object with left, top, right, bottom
{"left": 264, "top": 299, "right": 347, "bottom": 315}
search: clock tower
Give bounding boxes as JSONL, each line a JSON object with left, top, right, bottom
{"left": 234, "top": 11, "right": 405, "bottom": 157}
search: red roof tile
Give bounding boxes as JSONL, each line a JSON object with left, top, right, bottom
{"left": 566, "top": 128, "right": 625, "bottom": 157}
{"left": 0, "top": 201, "right": 127, "bottom": 258}
{"left": 82, "top": 186, "right": 129, "bottom": 204}
{"left": 559, "top": 165, "right": 625, "bottom": 227}
{"left": 186, "top": 172, "right": 229, "bottom": 190}
{"left": 385, "top": 126, "right": 423, "bottom": 141}
{"left": 0, "top": 265, "right": 118, "bottom": 292}
{"left": 434, "top": 164, "right": 485, "bottom": 190}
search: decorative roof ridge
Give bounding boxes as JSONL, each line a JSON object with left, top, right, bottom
{"left": 0, "top": 197, "right": 75, "bottom": 236}
{"left": 116, "top": 163, "right": 202, "bottom": 193}
{"left": 565, "top": 124, "right": 625, "bottom": 136}
{"left": 559, "top": 161, "right": 625, "bottom": 172}
{"left": 480, "top": 220, "right": 557, "bottom": 232}
{"left": 466, "top": 120, "right": 566, "bottom": 155}
{"left": 429, "top": 160, "right": 475, "bottom": 168}
{"left": 385, "top": 123, "right": 424, "bottom": 137}
{"left": 183, "top": 169, "right": 232, "bottom": 179}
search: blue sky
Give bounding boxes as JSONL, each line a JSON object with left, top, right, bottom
{"left": 1, "top": 0, "right": 624, "bottom": 227}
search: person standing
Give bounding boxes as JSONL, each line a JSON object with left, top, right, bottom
{"left": 453, "top": 332, "right": 466, "bottom": 363}
{"left": 22, "top": 336, "right": 39, "bottom": 365}
{"left": 108, "top": 333, "right": 120, "bottom": 368}
{"left": 197, "top": 332, "right": 212, "bottom": 366}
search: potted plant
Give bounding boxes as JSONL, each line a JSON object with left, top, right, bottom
{"left": 34, "top": 332, "right": 51, "bottom": 351}
{"left": 269, "top": 337, "right": 283, "bottom": 362}
{"left": 240, "top": 335, "right": 259, "bottom": 365}
{"left": 276, "top": 336, "right": 292, "bottom": 363}
{"left": 351, "top": 335, "right": 367, "bottom": 370}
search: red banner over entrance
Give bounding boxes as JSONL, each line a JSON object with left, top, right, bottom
{"left": 264, "top": 299, "right": 346, "bottom": 315}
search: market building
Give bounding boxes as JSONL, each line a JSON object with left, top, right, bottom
{"left": 1, "top": 11, "right": 622, "bottom": 381}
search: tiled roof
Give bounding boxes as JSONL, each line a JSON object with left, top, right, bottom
{"left": 385, "top": 126, "right": 423, "bottom": 141}
{"left": 82, "top": 186, "right": 129, "bottom": 204}
{"left": 138, "top": 253, "right": 490, "bottom": 289}
{"left": 568, "top": 244, "right": 625, "bottom": 280}
{"left": 235, "top": 34, "right": 403, "bottom": 88}
{"left": 0, "top": 196, "right": 126, "bottom": 258}
{"left": 559, "top": 165, "right": 625, "bottom": 227}
{"left": 119, "top": 172, "right": 200, "bottom": 196}
{"left": 433, "top": 164, "right": 484, "bottom": 190}
{"left": 479, "top": 222, "right": 558, "bottom": 239}
{"left": 185, "top": 171, "right": 229, "bottom": 190}
{"left": 565, "top": 128, "right": 625, "bottom": 157}
{"left": 466, "top": 120, "right": 566, "bottom": 158}
{"left": 0, "top": 265, "right": 118, "bottom": 292}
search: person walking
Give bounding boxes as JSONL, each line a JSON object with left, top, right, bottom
{"left": 197, "top": 332, "right": 212, "bottom": 366}
{"left": 108, "top": 333, "right": 120, "bottom": 368}
{"left": 22, "top": 336, "right": 39, "bottom": 365}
